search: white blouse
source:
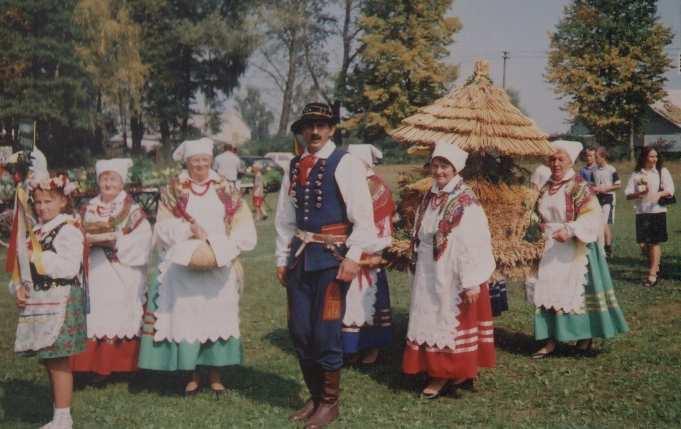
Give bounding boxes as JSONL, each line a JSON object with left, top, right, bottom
{"left": 624, "top": 167, "right": 675, "bottom": 214}
{"left": 528, "top": 170, "right": 602, "bottom": 314}
{"left": 406, "top": 176, "right": 496, "bottom": 349}
{"left": 31, "top": 213, "right": 84, "bottom": 280}
{"left": 274, "top": 140, "right": 378, "bottom": 266}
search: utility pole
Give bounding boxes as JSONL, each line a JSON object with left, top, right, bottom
{"left": 502, "top": 50, "right": 510, "bottom": 89}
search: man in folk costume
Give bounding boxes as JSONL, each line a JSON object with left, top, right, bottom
{"left": 402, "top": 142, "right": 496, "bottom": 398}
{"left": 342, "top": 144, "right": 395, "bottom": 365}
{"left": 138, "top": 138, "right": 256, "bottom": 397}
{"left": 275, "top": 103, "right": 377, "bottom": 428}
{"left": 71, "top": 159, "right": 152, "bottom": 379}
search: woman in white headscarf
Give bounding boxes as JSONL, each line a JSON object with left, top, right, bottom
{"left": 528, "top": 140, "right": 628, "bottom": 359}
{"left": 71, "top": 159, "right": 152, "bottom": 379}
{"left": 138, "top": 138, "right": 256, "bottom": 397}
{"left": 402, "top": 142, "right": 496, "bottom": 399}
{"left": 342, "top": 144, "right": 395, "bottom": 365}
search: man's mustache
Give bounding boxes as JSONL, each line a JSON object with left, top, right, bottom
{"left": 311, "top": 134, "right": 321, "bottom": 140}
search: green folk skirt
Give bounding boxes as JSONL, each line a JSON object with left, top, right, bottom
{"left": 18, "top": 285, "right": 87, "bottom": 360}
{"left": 137, "top": 271, "right": 243, "bottom": 371}
{"left": 534, "top": 243, "right": 629, "bottom": 342}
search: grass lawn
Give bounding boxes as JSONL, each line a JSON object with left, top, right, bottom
{"left": 0, "top": 160, "right": 680, "bottom": 428}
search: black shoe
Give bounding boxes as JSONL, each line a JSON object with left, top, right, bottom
{"left": 184, "top": 384, "right": 200, "bottom": 397}
{"left": 531, "top": 343, "right": 556, "bottom": 359}
{"left": 642, "top": 276, "right": 658, "bottom": 288}
{"left": 420, "top": 380, "right": 452, "bottom": 400}
{"left": 452, "top": 378, "right": 475, "bottom": 391}
{"left": 210, "top": 383, "right": 227, "bottom": 400}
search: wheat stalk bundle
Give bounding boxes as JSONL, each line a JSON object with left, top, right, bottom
{"left": 385, "top": 60, "right": 552, "bottom": 280}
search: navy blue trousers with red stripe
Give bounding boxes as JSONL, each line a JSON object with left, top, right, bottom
{"left": 286, "top": 263, "right": 348, "bottom": 371}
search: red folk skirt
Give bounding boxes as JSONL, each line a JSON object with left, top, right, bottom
{"left": 70, "top": 337, "right": 140, "bottom": 375}
{"left": 402, "top": 284, "right": 496, "bottom": 380}
{"left": 252, "top": 195, "right": 264, "bottom": 208}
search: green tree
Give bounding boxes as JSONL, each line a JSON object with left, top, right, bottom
{"left": 546, "top": 0, "right": 672, "bottom": 159}
{"left": 506, "top": 87, "right": 526, "bottom": 115}
{"left": 205, "top": 97, "right": 223, "bottom": 136}
{"left": 0, "top": 0, "right": 95, "bottom": 165}
{"left": 343, "top": 0, "right": 461, "bottom": 140}
{"left": 333, "top": 0, "right": 366, "bottom": 106}
{"left": 235, "top": 86, "right": 274, "bottom": 141}
{"left": 128, "top": 0, "right": 257, "bottom": 145}
{"left": 255, "top": 0, "right": 335, "bottom": 136}
{"left": 74, "top": 0, "right": 147, "bottom": 152}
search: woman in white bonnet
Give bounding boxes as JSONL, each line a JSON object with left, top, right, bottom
{"left": 138, "top": 138, "right": 256, "bottom": 397}
{"left": 528, "top": 140, "right": 628, "bottom": 358}
{"left": 342, "top": 144, "right": 395, "bottom": 365}
{"left": 71, "top": 159, "right": 152, "bottom": 380}
{"left": 402, "top": 142, "right": 496, "bottom": 399}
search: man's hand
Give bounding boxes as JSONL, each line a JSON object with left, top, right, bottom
{"left": 190, "top": 222, "right": 208, "bottom": 241}
{"left": 16, "top": 285, "right": 29, "bottom": 309}
{"left": 276, "top": 266, "right": 288, "bottom": 287}
{"left": 552, "top": 228, "right": 571, "bottom": 243}
{"left": 463, "top": 289, "right": 479, "bottom": 305}
{"left": 337, "top": 258, "right": 360, "bottom": 282}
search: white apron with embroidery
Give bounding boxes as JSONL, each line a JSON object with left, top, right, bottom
{"left": 406, "top": 178, "right": 495, "bottom": 350}
{"left": 343, "top": 270, "right": 379, "bottom": 327}
{"left": 343, "top": 215, "right": 391, "bottom": 327}
{"left": 85, "top": 192, "right": 152, "bottom": 339}
{"left": 13, "top": 215, "right": 83, "bottom": 352}
{"left": 154, "top": 181, "right": 249, "bottom": 344}
{"left": 526, "top": 175, "right": 601, "bottom": 314}
{"left": 15, "top": 286, "right": 71, "bottom": 352}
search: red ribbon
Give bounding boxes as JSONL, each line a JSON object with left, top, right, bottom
{"left": 297, "top": 155, "right": 317, "bottom": 185}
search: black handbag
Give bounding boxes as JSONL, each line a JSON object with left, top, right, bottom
{"left": 657, "top": 166, "right": 676, "bottom": 206}
{"left": 659, "top": 194, "right": 676, "bottom": 206}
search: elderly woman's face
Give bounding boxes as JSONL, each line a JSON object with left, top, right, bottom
{"left": 187, "top": 154, "right": 212, "bottom": 181}
{"left": 98, "top": 171, "right": 124, "bottom": 203}
{"left": 430, "top": 157, "right": 456, "bottom": 189}
{"left": 548, "top": 150, "right": 572, "bottom": 180}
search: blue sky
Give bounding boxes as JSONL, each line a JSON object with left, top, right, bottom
{"left": 239, "top": 0, "right": 681, "bottom": 135}
{"left": 451, "top": 0, "right": 681, "bottom": 134}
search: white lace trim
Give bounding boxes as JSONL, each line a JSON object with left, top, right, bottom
{"left": 343, "top": 270, "right": 378, "bottom": 327}
{"left": 527, "top": 240, "right": 588, "bottom": 314}
{"left": 152, "top": 256, "right": 241, "bottom": 343}
{"left": 86, "top": 251, "right": 147, "bottom": 339}
{"left": 406, "top": 245, "right": 462, "bottom": 349}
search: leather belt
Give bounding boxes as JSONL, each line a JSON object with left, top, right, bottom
{"left": 294, "top": 229, "right": 348, "bottom": 258}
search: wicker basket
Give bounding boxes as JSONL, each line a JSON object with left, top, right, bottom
{"left": 86, "top": 232, "right": 117, "bottom": 244}
{"left": 188, "top": 242, "right": 218, "bottom": 270}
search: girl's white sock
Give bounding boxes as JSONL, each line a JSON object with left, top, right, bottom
{"left": 53, "top": 407, "right": 71, "bottom": 420}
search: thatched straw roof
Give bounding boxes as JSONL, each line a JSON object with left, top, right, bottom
{"left": 390, "top": 60, "right": 552, "bottom": 157}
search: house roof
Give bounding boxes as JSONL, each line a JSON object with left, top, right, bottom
{"left": 650, "top": 89, "right": 681, "bottom": 129}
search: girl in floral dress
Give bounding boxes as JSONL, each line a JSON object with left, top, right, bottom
{"left": 10, "top": 174, "right": 86, "bottom": 429}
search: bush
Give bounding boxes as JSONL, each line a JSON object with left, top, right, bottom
{"left": 240, "top": 135, "right": 293, "bottom": 156}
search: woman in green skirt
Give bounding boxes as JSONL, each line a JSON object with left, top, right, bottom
{"left": 138, "top": 138, "right": 256, "bottom": 396}
{"left": 527, "top": 140, "right": 628, "bottom": 358}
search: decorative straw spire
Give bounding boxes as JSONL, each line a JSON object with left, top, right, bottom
{"left": 390, "top": 59, "right": 552, "bottom": 157}
{"left": 473, "top": 59, "right": 491, "bottom": 82}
